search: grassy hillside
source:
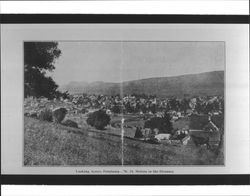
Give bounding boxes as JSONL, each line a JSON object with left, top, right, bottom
{"left": 123, "top": 70, "right": 224, "bottom": 97}
{"left": 24, "top": 117, "right": 223, "bottom": 166}
{"left": 60, "top": 71, "right": 224, "bottom": 97}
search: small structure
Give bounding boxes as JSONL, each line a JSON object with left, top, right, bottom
{"left": 153, "top": 128, "right": 159, "bottom": 135}
{"left": 140, "top": 128, "right": 155, "bottom": 140}
{"left": 176, "top": 112, "right": 182, "bottom": 118}
{"left": 155, "top": 133, "right": 171, "bottom": 141}
{"left": 186, "top": 109, "right": 193, "bottom": 116}
{"left": 170, "top": 139, "right": 182, "bottom": 145}
{"left": 181, "top": 135, "right": 191, "bottom": 145}
{"left": 172, "top": 116, "right": 178, "bottom": 121}
{"left": 106, "top": 109, "right": 112, "bottom": 115}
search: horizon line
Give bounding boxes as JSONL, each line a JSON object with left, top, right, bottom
{"left": 59, "top": 69, "right": 224, "bottom": 87}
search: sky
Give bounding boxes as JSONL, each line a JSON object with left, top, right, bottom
{"left": 52, "top": 41, "right": 225, "bottom": 86}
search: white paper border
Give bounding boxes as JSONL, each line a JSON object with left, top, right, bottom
{"left": 2, "top": 185, "right": 250, "bottom": 196}
{"left": 1, "top": 23, "right": 249, "bottom": 175}
{"left": 0, "top": 1, "right": 249, "bottom": 15}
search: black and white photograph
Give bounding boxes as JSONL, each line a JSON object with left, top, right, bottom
{"left": 1, "top": 23, "right": 249, "bottom": 176}
{"left": 23, "top": 41, "right": 224, "bottom": 166}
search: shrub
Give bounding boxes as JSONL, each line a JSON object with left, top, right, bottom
{"left": 134, "top": 127, "right": 143, "bottom": 138}
{"left": 62, "top": 119, "right": 78, "bottom": 128}
{"left": 52, "top": 107, "right": 67, "bottom": 123}
{"left": 38, "top": 108, "right": 53, "bottom": 122}
{"left": 86, "top": 110, "right": 111, "bottom": 130}
{"left": 30, "top": 112, "right": 38, "bottom": 118}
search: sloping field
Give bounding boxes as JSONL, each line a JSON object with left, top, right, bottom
{"left": 24, "top": 117, "right": 223, "bottom": 166}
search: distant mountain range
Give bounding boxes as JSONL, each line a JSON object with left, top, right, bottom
{"left": 59, "top": 71, "right": 224, "bottom": 97}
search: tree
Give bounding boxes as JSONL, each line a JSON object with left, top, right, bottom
{"left": 149, "top": 104, "right": 157, "bottom": 114}
{"left": 86, "top": 110, "right": 111, "bottom": 130}
{"left": 123, "top": 103, "right": 133, "bottom": 113}
{"left": 134, "top": 127, "right": 143, "bottom": 138}
{"left": 144, "top": 111, "right": 173, "bottom": 133}
{"left": 204, "top": 103, "right": 214, "bottom": 114}
{"left": 55, "top": 91, "right": 70, "bottom": 100}
{"left": 163, "top": 111, "right": 173, "bottom": 131}
{"left": 168, "top": 98, "right": 180, "bottom": 111}
{"left": 24, "top": 42, "right": 61, "bottom": 99}
{"left": 195, "top": 99, "right": 205, "bottom": 114}
{"left": 180, "top": 98, "right": 190, "bottom": 114}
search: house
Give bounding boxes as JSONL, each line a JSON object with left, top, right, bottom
{"left": 186, "top": 109, "right": 193, "bottom": 115}
{"left": 172, "top": 129, "right": 189, "bottom": 141}
{"left": 176, "top": 112, "right": 182, "bottom": 118}
{"left": 172, "top": 116, "right": 178, "bottom": 121}
{"left": 141, "top": 128, "right": 155, "bottom": 139}
{"left": 203, "top": 120, "right": 219, "bottom": 132}
{"left": 156, "top": 112, "right": 164, "bottom": 118}
{"left": 155, "top": 133, "right": 171, "bottom": 141}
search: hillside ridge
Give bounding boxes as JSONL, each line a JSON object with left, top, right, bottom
{"left": 60, "top": 70, "right": 224, "bottom": 97}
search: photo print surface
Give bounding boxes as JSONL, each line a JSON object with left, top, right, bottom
{"left": 24, "top": 41, "right": 225, "bottom": 166}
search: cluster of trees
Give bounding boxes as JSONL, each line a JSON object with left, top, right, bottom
{"left": 24, "top": 42, "right": 67, "bottom": 99}
{"left": 163, "top": 98, "right": 191, "bottom": 114}
{"left": 144, "top": 112, "right": 173, "bottom": 134}
{"left": 195, "top": 98, "right": 224, "bottom": 114}
{"left": 160, "top": 97, "right": 223, "bottom": 115}
{"left": 111, "top": 105, "right": 122, "bottom": 114}
{"left": 54, "top": 91, "right": 70, "bottom": 100}
{"left": 109, "top": 97, "right": 190, "bottom": 115}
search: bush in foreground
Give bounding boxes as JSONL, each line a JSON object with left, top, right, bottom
{"left": 62, "top": 119, "right": 78, "bottom": 128}
{"left": 52, "top": 107, "right": 67, "bottom": 123}
{"left": 38, "top": 108, "right": 53, "bottom": 122}
{"left": 87, "top": 110, "right": 111, "bottom": 130}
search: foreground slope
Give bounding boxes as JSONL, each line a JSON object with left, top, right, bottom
{"left": 24, "top": 117, "right": 223, "bottom": 165}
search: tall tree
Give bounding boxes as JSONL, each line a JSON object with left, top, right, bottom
{"left": 180, "top": 98, "right": 190, "bottom": 114}
{"left": 24, "top": 42, "right": 61, "bottom": 99}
